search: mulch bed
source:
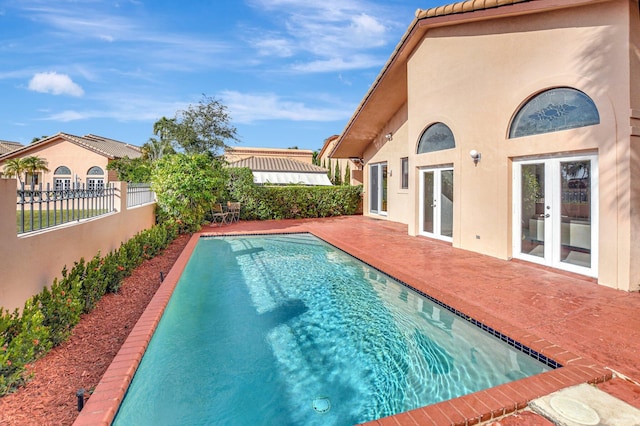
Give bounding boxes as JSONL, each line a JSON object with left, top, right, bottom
{"left": 0, "top": 233, "right": 191, "bottom": 426}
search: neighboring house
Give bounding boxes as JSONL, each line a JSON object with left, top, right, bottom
{"left": 228, "top": 156, "right": 332, "bottom": 186}
{"left": 0, "top": 140, "right": 23, "bottom": 155}
{"left": 225, "top": 146, "right": 314, "bottom": 164}
{"left": 0, "top": 133, "right": 141, "bottom": 190}
{"left": 317, "top": 135, "right": 363, "bottom": 186}
{"left": 331, "top": 0, "right": 640, "bottom": 291}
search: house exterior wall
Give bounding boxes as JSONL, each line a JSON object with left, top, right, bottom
{"left": 0, "top": 139, "right": 112, "bottom": 188}
{"left": 359, "top": 0, "right": 638, "bottom": 290}
{"left": 318, "top": 136, "right": 363, "bottom": 186}
{"left": 0, "top": 180, "right": 156, "bottom": 311}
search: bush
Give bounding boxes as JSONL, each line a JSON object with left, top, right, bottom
{"left": 0, "top": 220, "right": 179, "bottom": 396}
{"left": 227, "top": 168, "right": 362, "bottom": 220}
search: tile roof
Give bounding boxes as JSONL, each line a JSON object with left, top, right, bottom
{"left": 415, "top": 0, "right": 530, "bottom": 19}
{"left": 228, "top": 156, "right": 328, "bottom": 173}
{"left": 0, "top": 140, "right": 23, "bottom": 155}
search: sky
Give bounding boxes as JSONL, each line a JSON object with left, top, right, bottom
{"left": 0, "top": 0, "right": 444, "bottom": 152}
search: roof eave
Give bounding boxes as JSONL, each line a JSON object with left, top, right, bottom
{"left": 330, "top": 0, "right": 605, "bottom": 159}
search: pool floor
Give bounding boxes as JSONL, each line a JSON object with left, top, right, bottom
{"left": 73, "top": 218, "right": 615, "bottom": 426}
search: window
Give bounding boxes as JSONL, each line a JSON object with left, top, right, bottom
{"left": 509, "top": 88, "right": 600, "bottom": 138}
{"left": 417, "top": 123, "right": 455, "bottom": 154}
{"left": 401, "top": 157, "right": 409, "bottom": 189}
{"left": 87, "top": 166, "right": 104, "bottom": 175}
{"left": 54, "top": 166, "right": 72, "bottom": 175}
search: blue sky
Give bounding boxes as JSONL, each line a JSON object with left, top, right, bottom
{"left": 0, "top": 0, "right": 443, "bottom": 151}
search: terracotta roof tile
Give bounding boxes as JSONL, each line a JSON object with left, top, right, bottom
{"left": 0, "top": 140, "right": 23, "bottom": 155}
{"left": 416, "top": 0, "right": 529, "bottom": 19}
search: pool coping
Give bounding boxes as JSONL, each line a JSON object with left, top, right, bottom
{"left": 73, "top": 231, "right": 612, "bottom": 426}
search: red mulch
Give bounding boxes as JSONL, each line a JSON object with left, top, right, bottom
{"left": 0, "top": 234, "right": 190, "bottom": 426}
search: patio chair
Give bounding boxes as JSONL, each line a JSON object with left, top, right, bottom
{"left": 226, "top": 201, "right": 241, "bottom": 223}
{"left": 211, "top": 203, "right": 229, "bottom": 226}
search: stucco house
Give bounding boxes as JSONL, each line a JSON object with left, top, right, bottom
{"left": 318, "top": 135, "right": 363, "bottom": 186}
{"left": 0, "top": 133, "right": 141, "bottom": 190}
{"left": 331, "top": 0, "right": 640, "bottom": 291}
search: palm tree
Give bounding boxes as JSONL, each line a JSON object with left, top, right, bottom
{"left": 141, "top": 137, "right": 175, "bottom": 162}
{"left": 22, "top": 156, "right": 49, "bottom": 187}
{"left": 2, "top": 158, "right": 27, "bottom": 184}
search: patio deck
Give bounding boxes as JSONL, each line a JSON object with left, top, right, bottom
{"left": 74, "top": 216, "right": 640, "bottom": 425}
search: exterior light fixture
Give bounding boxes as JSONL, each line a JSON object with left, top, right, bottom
{"left": 469, "top": 149, "right": 481, "bottom": 164}
{"left": 385, "top": 133, "right": 393, "bottom": 141}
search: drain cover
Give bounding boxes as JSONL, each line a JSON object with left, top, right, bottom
{"left": 549, "top": 395, "right": 600, "bottom": 425}
{"left": 312, "top": 397, "right": 331, "bottom": 414}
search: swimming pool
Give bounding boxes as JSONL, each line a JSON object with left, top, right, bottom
{"left": 113, "top": 234, "right": 552, "bottom": 425}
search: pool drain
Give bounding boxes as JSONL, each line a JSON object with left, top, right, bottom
{"left": 312, "top": 397, "right": 331, "bottom": 414}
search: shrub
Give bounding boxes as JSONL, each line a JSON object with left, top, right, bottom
{"left": 0, "top": 220, "right": 179, "bottom": 396}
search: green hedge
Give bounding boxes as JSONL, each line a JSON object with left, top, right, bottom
{"left": 0, "top": 221, "right": 179, "bottom": 395}
{"left": 227, "top": 167, "right": 363, "bottom": 220}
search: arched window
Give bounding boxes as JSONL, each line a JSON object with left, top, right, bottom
{"left": 509, "top": 88, "right": 599, "bottom": 138}
{"left": 54, "top": 166, "right": 72, "bottom": 190}
{"left": 54, "top": 166, "right": 71, "bottom": 175}
{"left": 417, "top": 123, "right": 455, "bottom": 154}
{"left": 87, "top": 166, "right": 104, "bottom": 175}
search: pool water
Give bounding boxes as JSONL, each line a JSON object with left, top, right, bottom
{"left": 113, "top": 234, "right": 550, "bottom": 425}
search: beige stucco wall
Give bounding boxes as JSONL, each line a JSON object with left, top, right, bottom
{"left": 361, "top": 0, "right": 638, "bottom": 290}
{"left": 0, "top": 180, "right": 156, "bottom": 311}
{"left": 318, "top": 137, "right": 364, "bottom": 186}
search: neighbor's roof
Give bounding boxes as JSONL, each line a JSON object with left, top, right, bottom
{"left": 331, "top": 0, "right": 595, "bottom": 158}
{"left": 0, "top": 132, "right": 141, "bottom": 161}
{"left": 0, "top": 140, "right": 23, "bottom": 155}
{"left": 228, "top": 156, "right": 328, "bottom": 173}
{"left": 228, "top": 156, "right": 332, "bottom": 185}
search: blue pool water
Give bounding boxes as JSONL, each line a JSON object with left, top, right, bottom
{"left": 113, "top": 234, "right": 550, "bottom": 425}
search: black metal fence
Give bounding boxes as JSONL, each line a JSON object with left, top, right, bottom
{"left": 127, "top": 183, "right": 155, "bottom": 208}
{"left": 17, "top": 182, "right": 116, "bottom": 234}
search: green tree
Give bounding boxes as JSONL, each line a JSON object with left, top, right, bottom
{"left": 344, "top": 162, "right": 350, "bottom": 186}
{"left": 151, "top": 154, "right": 229, "bottom": 230}
{"left": 333, "top": 160, "right": 342, "bottom": 186}
{"left": 141, "top": 137, "right": 175, "bottom": 161}
{"left": 106, "top": 157, "right": 152, "bottom": 182}
{"left": 22, "top": 156, "right": 49, "bottom": 187}
{"left": 152, "top": 95, "right": 239, "bottom": 156}
{"left": 2, "top": 158, "right": 27, "bottom": 184}
{"left": 327, "top": 159, "right": 332, "bottom": 182}
{"left": 312, "top": 150, "right": 319, "bottom": 166}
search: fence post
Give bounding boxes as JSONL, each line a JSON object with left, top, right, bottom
{"left": 115, "top": 181, "right": 126, "bottom": 213}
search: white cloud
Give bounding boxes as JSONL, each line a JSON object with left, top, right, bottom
{"left": 28, "top": 72, "right": 84, "bottom": 97}
{"left": 220, "top": 90, "right": 352, "bottom": 123}
{"left": 246, "top": 0, "right": 394, "bottom": 73}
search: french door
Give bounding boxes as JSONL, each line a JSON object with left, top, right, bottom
{"left": 419, "top": 167, "right": 454, "bottom": 242}
{"left": 513, "top": 155, "right": 598, "bottom": 276}
{"left": 370, "top": 163, "right": 388, "bottom": 215}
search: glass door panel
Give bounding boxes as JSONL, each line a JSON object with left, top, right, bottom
{"left": 370, "top": 164, "right": 379, "bottom": 213}
{"left": 381, "top": 164, "right": 388, "bottom": 213}
{"left": 422, "top": 171, "right": 434, "bottom": 234}
{"left": 520, "top": 164, "right": 545, "bottom": 258}
{"left": 440, "top": 170, "right": 454, "bottom": 238}
{"left": 560, "top": 160, "right": 591, "bottom": 268}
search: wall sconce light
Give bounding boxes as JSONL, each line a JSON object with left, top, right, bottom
{"left": 469, "top": 149, "right": 481, "bottom": 165}
{"left": 385, "top": 133, "right": 393, "bottom": 141}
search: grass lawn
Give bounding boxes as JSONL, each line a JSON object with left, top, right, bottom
{"left": 17, "top": 209, "right": 111, "bottom": 233}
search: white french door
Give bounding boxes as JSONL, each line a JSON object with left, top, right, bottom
{"left": 419, "top": 167, "right": 454, "bottom": 242}
{"left": 370, "top": 163, "right": 388, "bottom": 215}
{"left": 513, "top": 154, "right": 598, "bottom": 276}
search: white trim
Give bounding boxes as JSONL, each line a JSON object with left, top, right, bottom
{"left": 419, "top": 167, "right": 454, "bottom": 243}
